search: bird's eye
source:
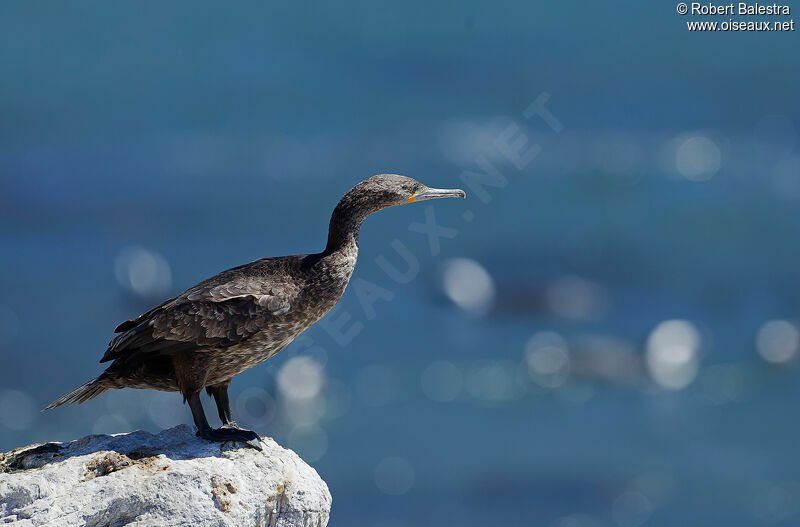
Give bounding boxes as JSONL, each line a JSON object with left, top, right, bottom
{"left": 411, "top": 185, "right": 417, "bottom": 195}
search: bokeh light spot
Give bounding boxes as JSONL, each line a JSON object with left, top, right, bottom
{"left": 525, "top": 332, "right": 570, "bottom": 388}
{"left": 441, "top": 258, "right": 496, "bottom": 315}
{"left": 756, "top": 320, "right": 799, "bottom": 364}
{"left": 0, "top": 389, "right": 36, "bottom": 431}
{"left": 277, "top": 356, "right": 325, "bottom": 400}
{"left": 465, "top": 361, "right": 519, "bottom": 401}
{"left": 114, "top": 246, "right": 172, "bottom": 298}
{"left": 147, "top": 391, "right": 189, "bottom": 429}
{"left": 420, "top": 361, "right": 463, "bottom": 402}
{"left": 234, "top": 386, "right": 277, "bottom": 428}
{"left": 546, "top": 276, "right": 608, "bottom": 321}
{"left": 374, "top": 457, "right": 415, "bottom": 496}
{"left": 612, "top": 491, "right": 653, "bottom": 527}
{"left": 645, "top": 320, "right": 700, "bottom": 390}
{"left": 675, "top": 136, "right": 721, "bottom": 181}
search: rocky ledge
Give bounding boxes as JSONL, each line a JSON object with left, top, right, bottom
{"left": 0, "top": 425, "right": 330, "bottom": 527}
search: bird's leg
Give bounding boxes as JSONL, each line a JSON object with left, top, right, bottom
{"left": 187, "top": 391, "right": 211, "bottom": 432}
{"left": 187, "top": 391, "right": 262, "bottom": 451}
{"left": 206, "top": 383, "right": 238, "bottom": 428}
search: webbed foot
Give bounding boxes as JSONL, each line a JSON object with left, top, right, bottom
{"left": 196, "top": 426, "right": 262, "bottom": 451}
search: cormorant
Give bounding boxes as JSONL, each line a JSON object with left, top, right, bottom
{"left": 46, "top": 174, "right": 466, "bottom": 449}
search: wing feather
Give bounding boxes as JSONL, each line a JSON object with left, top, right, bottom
{"left": 101, "top": 257, "right": 301, "bottom": 364}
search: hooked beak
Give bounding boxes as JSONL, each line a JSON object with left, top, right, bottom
{"left": 407, "top": 187, "right": 467, "bottom": 203}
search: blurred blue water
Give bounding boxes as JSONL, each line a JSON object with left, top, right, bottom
{"left": 1, "top": 2, "right": 800, "bottom": 526}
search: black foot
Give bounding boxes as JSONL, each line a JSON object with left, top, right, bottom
{"left": 196, "top": 426, "right": 262, "bottom": 451}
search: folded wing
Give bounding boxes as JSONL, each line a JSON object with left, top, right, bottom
{"left": 101, "top": 258, "right": 301, "bottom": 365}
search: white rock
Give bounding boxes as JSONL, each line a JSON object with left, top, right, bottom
{"left": 0, "top": 425, "right": 331, "bottom": 527}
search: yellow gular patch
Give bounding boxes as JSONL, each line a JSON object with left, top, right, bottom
{"left": 406, "top": 193, "right": 417, "bottom": 203}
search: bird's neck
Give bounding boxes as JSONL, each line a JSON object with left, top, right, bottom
{"left": 323, "top": 198, "right": 370, "bottom": 255}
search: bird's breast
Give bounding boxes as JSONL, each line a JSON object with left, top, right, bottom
{"left": 208, "top": 248, "right": 359, "bottom": 381}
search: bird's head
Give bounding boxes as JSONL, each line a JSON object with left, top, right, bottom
{"left": 325, "top": 174, "right": 466, "bottom": 251}
{"left": 342, "top": 174, "right": 466, "bottom": 215}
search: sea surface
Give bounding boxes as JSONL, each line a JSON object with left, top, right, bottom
{"left": 1, "top": 2, "right": 799, "bottom": 526}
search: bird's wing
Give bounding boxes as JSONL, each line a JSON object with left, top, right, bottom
{"left": 101, "top": 258, "right": 302, "bottom": 364}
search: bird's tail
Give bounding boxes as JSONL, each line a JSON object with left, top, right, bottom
{"left": 43, "top": 376, "right": 110, "bottom": 410}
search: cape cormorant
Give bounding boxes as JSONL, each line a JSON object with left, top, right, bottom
{"left": 46, "top": 175, "right": 466, "bottom": 449}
